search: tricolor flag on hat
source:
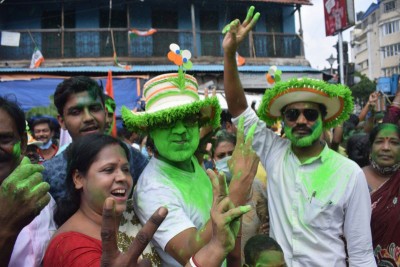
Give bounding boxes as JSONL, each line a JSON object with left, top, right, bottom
{"left": 29, "top": 47, "right": 44, "bottom": 69}
{"left": 128, "top": 28, "right": 157, "bottom": 38}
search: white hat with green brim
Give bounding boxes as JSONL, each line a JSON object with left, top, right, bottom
{"left": 257, "top": 78, "right": 354, "bottom": 129}
{"left": 121, "top": 72, "right": 221, "bottom": 133}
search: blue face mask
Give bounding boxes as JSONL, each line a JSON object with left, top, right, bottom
{"left": 39, "top": 139, "right": 53, "bottom": 150}
{"left": 215, "top": 156, "right": 232, "bottom": 182}
{"left": 141, "top": 146, "right": 149, "bottom": 158}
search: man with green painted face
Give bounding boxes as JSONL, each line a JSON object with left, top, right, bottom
{"left": 0, "top": 96, "right": 56, "bottom": 266}
{"left": 122, "top": 70, "right": 259, "bottom": 266}
{"left": 222, "top": 6, "right": 375, "bottom": 267}
{"left": 42, "top": 76, "right": 148, "bottom": 204}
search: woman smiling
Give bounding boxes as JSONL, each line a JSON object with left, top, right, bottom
{"left": 43, "top": 134, "right": 161, "bottom": 266}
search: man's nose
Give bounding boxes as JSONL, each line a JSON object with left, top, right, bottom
{"left": 296, "top": 112, "right": 308, "bottom": 124}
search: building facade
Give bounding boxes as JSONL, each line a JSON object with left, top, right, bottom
{"left": 351, "top": 0, "right": 400, "bottom": 80}
{"left": 0, "top": 0, "right": 319, "bottom": 111}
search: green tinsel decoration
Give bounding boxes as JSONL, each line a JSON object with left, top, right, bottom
{"left": 257, "top": 78, "right": 354, "bottom": 129}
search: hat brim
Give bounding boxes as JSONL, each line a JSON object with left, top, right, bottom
{"left": 257, "top": 78, "right": 353, "bottom": 129}
{"left": 28, "top": 141, "right": 43, "bottom": 147}
{"left": 121, "top": 96, "right": 221, "bottom": 133}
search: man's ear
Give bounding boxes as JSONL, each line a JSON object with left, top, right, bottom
{"left": 73, "top": 169, "right": 84, "bottom": 190}
{"left": 57, "top": 114, "right": 67, "bottom": 130}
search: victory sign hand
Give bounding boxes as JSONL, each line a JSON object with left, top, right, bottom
{"left": 101, "top": 198, "right": 168, "bottom": 267}
{"left": 222, "top": 6, "right": 260, "bottom": 55}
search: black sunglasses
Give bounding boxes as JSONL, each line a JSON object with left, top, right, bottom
{"left": 158, "top": 114, "right": 200, "bottom": 129}
{"left": 283, "top": 109, "right": 320, "bottom": 122}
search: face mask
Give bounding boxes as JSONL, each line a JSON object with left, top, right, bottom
{"left": 215, "top": 156, "right": 232, "bottom": 182}
{"left": 370, "top": 158, "right": 400, "bottom": 176}
{"left": 141, "top": 146, "right": 149, "bottom": 158}
{"left": 39, "top": 139, "right": 53, "bottom": 150}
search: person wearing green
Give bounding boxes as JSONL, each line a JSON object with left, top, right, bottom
{"left": 222, "top": 6, "right": 375, "bottom": 267}
{"left": 122, "top": 44, "right": 259, "bottom": 266}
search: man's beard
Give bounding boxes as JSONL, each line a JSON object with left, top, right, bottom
{"left": 284, "top": 120, "right": 323, "bottom": 147}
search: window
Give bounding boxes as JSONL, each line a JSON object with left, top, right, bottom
{"left": 384, "top": 1, "right": 396, "bottom": 13}
{"left": 381, "top": 20, "right": 400, "bottom": 36}
{"left": 200, "top": 10, "right": 219, "bottom": 56}
{"left": 151, "top": 9, "right": 178, "bottom": 57}
{"left": 382, "top": 43, "right": 400, "bottom": 58}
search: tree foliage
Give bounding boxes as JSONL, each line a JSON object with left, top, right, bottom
{"left": 349, "top": 72, "right": 376, "bottom": 102}
{"left": 25, "top": 95, "right": 58, "bottom": 120}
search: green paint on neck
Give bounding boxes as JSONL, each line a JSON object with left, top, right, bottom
{"left": 284, "top": 119, "right": 323, "bottom": 147}
{"left": 158, "top": 157, "right": 212, "bottom": 223}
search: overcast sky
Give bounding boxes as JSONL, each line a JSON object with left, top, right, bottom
{"left": 298, "top": 0, "right": 375, "bottom": 70}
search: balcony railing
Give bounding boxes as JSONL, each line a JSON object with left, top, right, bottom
{"left": 0, "top": 28, "right": 303, "bottom": 61}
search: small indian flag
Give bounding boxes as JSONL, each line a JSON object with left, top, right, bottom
{"left": 128, "top": 28, "right": 157, "bottom": 38}
{"left": 113, "top": 52, "right": 131, "bottom": 70}
{"left": 30, "top": 48, "right": 44, "bottom": 68}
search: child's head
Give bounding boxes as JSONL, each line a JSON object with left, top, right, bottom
{"left": 244, "top": 235, "right": 285, "bottom": 267}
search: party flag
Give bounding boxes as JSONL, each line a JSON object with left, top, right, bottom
{"left": 30, "top": 48, "right": 44, "bottom": 68}
{"left": 128, "top": 28, "right": 157, "bottom": 38}
{"left": 105, "top": 70, "right": 117, "bottom": 137}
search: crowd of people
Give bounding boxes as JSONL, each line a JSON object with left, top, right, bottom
{"left": 1, "top": 5, "right": 400, "bottom": 267}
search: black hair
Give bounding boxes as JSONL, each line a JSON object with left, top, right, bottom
{"left": 346, "top": 133, "right": 370, "bottom": 168}
{"left": 0, "top": 96, "right": 26, "bottom": 137}
{"left": 244, "top": 235, "right": 283, "bottom": 266}
{"left": 280, "top": 103, "right": 327, "bottom": 119}
{"left": 211, "top": 130, "right": 236, "bottom": 158}
{"left": 369, "top": 123, "right": 400, "bottom": 148}
{"left": 54, "top": 133, "right": 130, "bottom": 227}
{"left": 54, "top": 76, "right": 105, "bottom": 116}
{"left": 32, "top": 117, "right": 53, "bottom": 132}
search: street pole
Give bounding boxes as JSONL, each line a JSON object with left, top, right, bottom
{"left": 338, "top": 31, "right": 345, "bottom": 85}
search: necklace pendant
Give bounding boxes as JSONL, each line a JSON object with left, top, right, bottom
{"left": 393, "top": 197, "right": 398, "bottom": 205}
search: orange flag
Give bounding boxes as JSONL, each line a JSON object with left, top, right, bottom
{"left": 105, "top": 70, "right": 117, "bottom": 137}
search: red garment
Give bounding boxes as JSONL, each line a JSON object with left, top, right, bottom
{"left": 43, "top": 232, "right": 101, "bottom": 267}
{"left": 37, "top": 144, "right": 59, "bottom": 164}
{"left": 371, "top": 170, "right": 400, "bottom": 266}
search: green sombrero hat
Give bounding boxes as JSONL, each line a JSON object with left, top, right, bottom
{"left": 121, "top": 44, "right": 221, "bottom": 133}
{"left": 257, "top": 78, "right": 354, "bottom": 129}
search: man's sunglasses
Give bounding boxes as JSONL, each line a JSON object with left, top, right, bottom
{"left": 283, "top": 109, "right": 320, "bottom": 122}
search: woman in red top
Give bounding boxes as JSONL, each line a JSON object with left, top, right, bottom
{"left": 43, "top": 133, "right": 138, "bottom": 266}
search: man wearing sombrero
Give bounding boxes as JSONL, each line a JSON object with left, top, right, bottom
{"left": 122, "top": 44, "right": 258, "bottom": 266}
{"left": 222, "top": 6, "right": 375, "bottom": 267}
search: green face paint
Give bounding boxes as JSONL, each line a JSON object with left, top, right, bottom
{"left": 12, "top": 141, "right": 21, "bottom": 160}
{"left": 150, "top": 120, "right": 200, "bottom": 165}
{"left": 284, "top": 119, "right": 323, "bottom": 147}
{"left": 371, "top": 125, "right": 400, "bottom": 166}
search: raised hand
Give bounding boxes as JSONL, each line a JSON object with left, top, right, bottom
{"left": 222, "top": 6, "right": 260, "bottom": 55}
{"left": 0, "top": 156, "right": 50, "bottom": 232}
{"left": 206, "top": 169, "right": 251, "bottom": 257}
{"left": 368, "top": 91, "right": 379, "bottom": 110}
{"left": 228, "top": 116, "right": 259, "bottom": 206}
{"left": 101, "top": 197, "right": 168, "bottom": 267}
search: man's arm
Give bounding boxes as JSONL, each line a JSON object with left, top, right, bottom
{"left": 223, "top": 6, "right": 260, "bottom": 117}
{"left": 165, "top": 170, "right": 251, "bottom": 266}
{"left": 344, "top": 170, "right": 376, "bottom": 266}
{"left": 0, "top": 157, "right": 50, "bottom": 266}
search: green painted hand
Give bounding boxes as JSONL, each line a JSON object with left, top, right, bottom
{"left": 228, "top": 116, "right": 259, "bottom": 206}
{"left": 222, "top": 6, "right": 260, "bottom": 55}
{"left": 0, "top": 156, "right": 50, "bottom": 233}
{"left": 206, "top": 169, "right": 251, "bottom": 255}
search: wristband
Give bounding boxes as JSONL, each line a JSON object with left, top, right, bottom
{"left": 189, "top": 257, "right": 197, "bottom": 267}
{"left": 189, "top": 254, "right": 201, "bottom": 267}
